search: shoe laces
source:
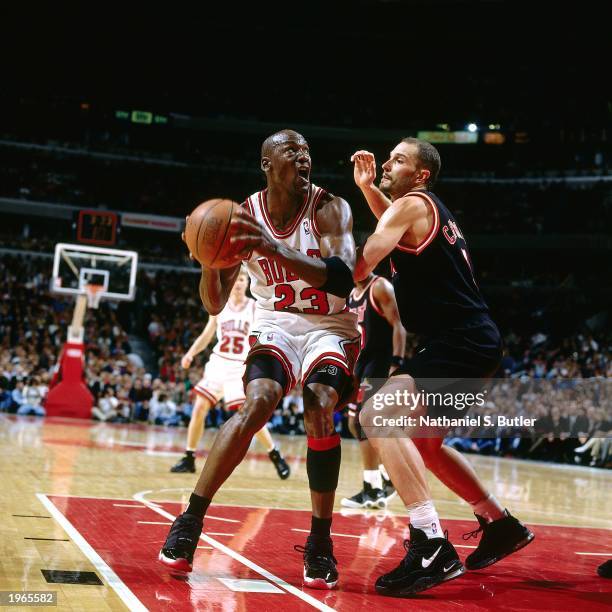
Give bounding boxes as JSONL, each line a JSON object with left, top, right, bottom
{"left": 400, "top": 539, "right": 418, "bottom": 566}
{"left": 294, "top": 540, "right": 337, "bottom": 570}
{"left": 463, "top": 526, "right": 483, "bottom": 541}
{"left": 400, "top": 529, "right": 442, "bottom": 565}
{"left": 403, "top": 528, "right": 449, "bottom": 553}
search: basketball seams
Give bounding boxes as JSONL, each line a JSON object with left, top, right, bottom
{"left": 193, "top": 198, "right": 222, "bottom": 263}
{"left": 210, "top": 200, "right": 235, "bottom": 266}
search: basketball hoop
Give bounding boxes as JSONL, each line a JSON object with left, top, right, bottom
{"left": 85, "top": 284, "right": 104, "bottom": 309}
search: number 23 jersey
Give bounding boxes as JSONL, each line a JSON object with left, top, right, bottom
{"left": 242, "top": 185, "right": 348, "bottom": 317}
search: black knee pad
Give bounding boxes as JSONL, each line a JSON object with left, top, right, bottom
{"left": 244, "top": 353, "right": 289, "bottom": 393}
{"left": 306, "top": 435, "right": 342, "bottom": 492}
{"left": 304, "top": 362, "right": 351, "bottom": 397}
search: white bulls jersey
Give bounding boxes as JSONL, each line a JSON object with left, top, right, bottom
{"left": 211, "top": 297, "right": 256, "bottom": 361}
{"left": 243, "top": 185, "right": 348, "bottom": 316}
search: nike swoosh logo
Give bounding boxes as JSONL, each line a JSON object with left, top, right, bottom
{"left": 443, "top": 564, "right": 456, "bottom": 573}
{"left": 421, "top": 545, "right": 442, "bottom": 568}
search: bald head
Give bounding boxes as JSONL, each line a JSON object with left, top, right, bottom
{"left": 261, "top": 129, "right": 307, "bottom": 160}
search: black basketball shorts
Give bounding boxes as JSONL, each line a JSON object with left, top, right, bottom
{"left": 391, "top": 316, "right": 502, "bottom": 417}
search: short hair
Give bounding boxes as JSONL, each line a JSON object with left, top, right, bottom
{"left": 401, "top": 137, "right": 441, "bottom": 188}
{"left": 261, "top": 129, "right": 306, "bottom": 160}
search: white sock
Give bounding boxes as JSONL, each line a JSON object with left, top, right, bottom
{"left": 407, "top": 500, "right": 443, "bottom": 539}
{"left": 363, "top": 469, "right": 383, "bottom": 490}
{"left": 471, "top": 494, "right": 505, "bottom": 523}
{"left": 379, "top": 463, "right": 390, "bottom": 482}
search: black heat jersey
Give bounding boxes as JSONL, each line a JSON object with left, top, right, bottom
{"left": 390, "top": 190, "right": 489, "bottom": 336}
{"left": 348, "top": 276, "right": 393, "bottom": 365}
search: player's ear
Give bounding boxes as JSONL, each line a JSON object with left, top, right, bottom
{"left": 261, "top": 157, "right": 271, "bottom": 172}
{"left": 417, "top": 168, "right": 430, "bottom": 187}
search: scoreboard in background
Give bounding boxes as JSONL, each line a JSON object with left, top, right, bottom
{"left": 75, "top": 210, "right": 118, "bottom": 246}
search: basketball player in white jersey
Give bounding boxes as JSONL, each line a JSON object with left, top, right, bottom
{"left": 170, "top": 269, "right": 290, "bottom": 479}
{"left": 160, "top": 130, "right": 359, "bottom": 590}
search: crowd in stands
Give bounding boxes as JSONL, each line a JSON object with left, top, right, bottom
{"left": 1, "top": 139, "right": 611, "bottom": 236}
{"left": 445, "top": 376, "right": 610, "bottom": 468}
{"left": 1, "top": 248, "right": 610, "bottom": 469}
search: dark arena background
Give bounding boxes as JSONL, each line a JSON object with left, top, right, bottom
{"left": 0, "top": 1, "right": 610, "bottom": 610}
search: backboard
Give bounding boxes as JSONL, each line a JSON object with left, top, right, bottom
{"left": 51, "top": 243, "right": 138, "bottom": 303}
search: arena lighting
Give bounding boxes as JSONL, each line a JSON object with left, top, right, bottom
{"left": 467, "top": 123, "right": 478, "bottom": 133}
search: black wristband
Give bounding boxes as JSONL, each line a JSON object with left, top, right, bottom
{"left": 319, "top": 256, "right": 355, "bottom": 298}
{"left": 391, "top": 356, "right": 405, "bottom": 368}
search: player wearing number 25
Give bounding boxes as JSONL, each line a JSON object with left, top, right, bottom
{"left": 160, "top": 130, "right": 360, "bottom": 590}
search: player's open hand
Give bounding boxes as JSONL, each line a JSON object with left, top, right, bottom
{"left": 181, "top": 354, "right": 193, "bottom": 369}
{"left": 229, "top": 208, "right": 278, "bottom": 258}
{"left": 351, "top": 150, "right": 377, "bottom": 190}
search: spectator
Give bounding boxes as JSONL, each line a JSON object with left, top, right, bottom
{"left": 149, "top": 392, "right": 181, "bottom": 427}
{"left": 17, "top": 378, "right": 46, "bottom": 417}
{"left": 92, "top": 387, "right": 120, "bottom": 422}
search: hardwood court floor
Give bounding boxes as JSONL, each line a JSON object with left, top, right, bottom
{"left": 1, "top": 415, "right": 611, "bottom": 611}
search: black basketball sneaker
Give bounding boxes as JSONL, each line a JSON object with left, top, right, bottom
{"left": 375, "top": 525, "right": 465, "bottom": 597}
{"left": 598, "top": 559, "right": 612, "bottom": 578}
{"left": 170, "top": 454, "right": 196, "bottom": 473}
{"left": 158, "top": 513, "right": 203, "bottom": 573}
{"left": 464, "top": 510, "right": 534, "bottom": 570}
{"left": 268, "top": 448, "right": 291, "bottom": 480}
{"left": 341, "top": 481, "right": 387, "bottom": 509}
{"left": 295, "top": 535, "right": 338, "bottom": 590}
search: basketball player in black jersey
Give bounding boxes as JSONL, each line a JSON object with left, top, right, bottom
{"left": 342, "top": 273, "right": 406, "bottom": 509}
{"left": 351, "top": 139, "right": 534, "bottom": 597}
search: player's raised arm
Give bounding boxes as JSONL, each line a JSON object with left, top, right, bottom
{"left": 181, "top": 314, "right": 218, "bottom": 369}
{"left": 354, "top": 196, "right": 430, "bottom": 281}
{"left": 351, "top": 150, "right": 393, "bottom": 219}
{"left": 229, "top": 195, "right": 355, "bottom": 298}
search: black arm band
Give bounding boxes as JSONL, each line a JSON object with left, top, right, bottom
{"left": 391, "top": 356, "right": 405, "bottom": 368}
{"left": 319, "top": 256, "right": 355, "bottom": 298}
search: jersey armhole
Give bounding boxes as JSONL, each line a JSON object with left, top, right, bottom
{"left": 395, "top": 192, "right": 440, "bottom": 256}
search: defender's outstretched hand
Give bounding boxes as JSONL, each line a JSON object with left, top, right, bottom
{"left": 351, "top": 150, "right": 377, "bottom": 190}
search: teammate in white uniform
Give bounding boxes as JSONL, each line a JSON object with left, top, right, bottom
{"left": 170, "top": 269, "right": 290, "bottom": 479}
{"left": 160, "top": 130, "right": 360, "bottom": 590}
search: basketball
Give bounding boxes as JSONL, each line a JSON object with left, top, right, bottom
{"left": 184, "top": 198, "right": 246, "bottom": 268}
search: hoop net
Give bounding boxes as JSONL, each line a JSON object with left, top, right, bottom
{"left": 85, "top": 284, "right": 105, "bottom": 309}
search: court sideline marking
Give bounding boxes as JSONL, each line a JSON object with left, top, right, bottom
{"left": 36, "top": 494, "right": 147, "bottom": 612}
{"left": 133, "top": 490, "right": 334, "bottom": 612}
